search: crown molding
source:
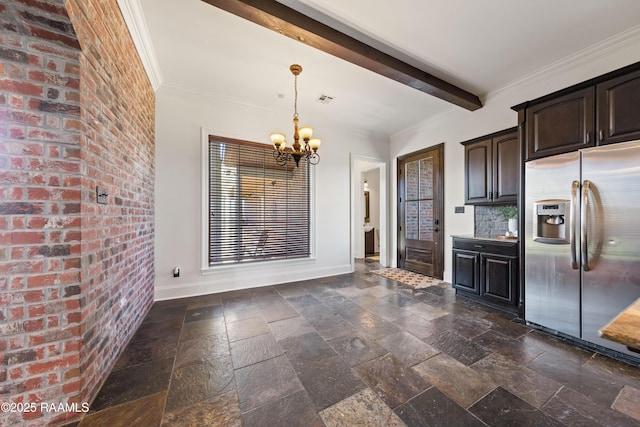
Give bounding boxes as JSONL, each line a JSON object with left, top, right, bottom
{"left": 485, "top": 24, "right": 640, "bottom": 99}
{"left": 117, "top": 0, "right": 163, "bottom": 91}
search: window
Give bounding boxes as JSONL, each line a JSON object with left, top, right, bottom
{"left": 208, "top": 135, "right": 310, "bottom": 265}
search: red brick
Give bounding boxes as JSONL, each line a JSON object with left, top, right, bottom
{"left": 0, "top": 78, "right": 43, "bottom": 96}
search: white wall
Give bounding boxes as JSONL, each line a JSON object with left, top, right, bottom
{"left": 390, "top": 38, "right": 640, "bottom": 282}
{"left": 154, "top": 86, "right": 388, "bottom": 299}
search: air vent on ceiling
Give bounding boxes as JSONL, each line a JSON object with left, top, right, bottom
{"left": 317, "top": 94, "right": 334, "bottom": 104}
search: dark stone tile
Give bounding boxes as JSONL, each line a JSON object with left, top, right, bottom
{"left": 279, "top": 332, "right": 337, "bottom": 369}
{"left": 413, "top": 353, "right": 496, "bottom": 408}
{"left": 113, "top": 333, "right": 178, "bottom": 370}
{"left": 392, "top": 314, "right": 439, "bottom": 341}
{"left": 142, "top": 304, "right": 187, "bottom": 324}
{"left": 242, "top": 390, "right": 324, "bottom": 427}
{"left": 427, "top": 314, "right": 490, "bottom": 340}
{"left": 165, "top": 356, "right": 235, "bottom": 412}
{"left": 332, "top": 302, "right": 371, "bottom": 323}
{"left": 327, "top": 334, "right": 388, "bottom": 367}
{"left": 269, "top": 316, "right": 316, "bottom": 341}
{"left": 91, "top": 357, "right": 173, "bottom": 412}
{"left": 286, "top": 294, "right": 322, "bottom": 309}
{"left": 129, "top": 317, "right": 182, "bottom": 344}
{"left": 295, "top": 355, "right": 366, "bottom": 411}
{"left": 377, "top": 331, "right": 439, "bottom": 367}
{"left": 484, "top": 313, "right": 532, "bottom": 339}
{"left": 471, "top": 329, "right": 543, "bottom": 365}
{"left": 261, "top": 303, "right": 299, "bottom": 323}
{"left": 395, "top": 387, "right": 484, "bottom": 427}
{"left": 430, "top": 330, "right": 492, "bottom": 366}
{"left": 305, "top": 313, "right": 357, "bottom": 341}
{"left": 469, "top": 387, "right": 564, "bottom": 426}
{"left": 583, "top": 353, "right": 640, "bottom": 390}
{"left": 80, "top": 391, "right": 166, "bottom": 427}
{"left": 319, "top": 388, "right": 405, "bottom": 426}
{"left": 179, "top": 317, "right": 226, "bottom": 342}
{"left": 365, "top": 302, "right": 405, "bottom": 321}
{"left": 351, "top": 293, "right": 384, "bottom": 309}
{"left": 162, "top": 390, "right": 241, "bottom": 427}
{"left": 235, "top": 355, "right": 303, "bottom": 412}
{"left": 355, "top": 353, "right": 430, "bottom": 409}
{"left": 542, "top": 385, "right": 638, "bottom": 427}
{"left": 230, "top": 333, "right": 283, "bottom": 369}
{"left": 175, "top": 333, "right": 230, "bottom": 369}
{"left": 471, "top": 352, "right": 562, "bottom": 408}
{"left": 527, "top": 351, "right": 624, "bottom": 407}
{"left": 380, "top": 293, "right": 419, "bottom": 308}
{"left": 226, "top": 317, "right": 270, "bottom": 342}
{"left": 223, "top": 305, "right": 264, "bottom": 323}
{"left": 316, "top": 292, "right": 352, "bottom": 308}
{"left": 519, "top": 329, "right": 595, "bottom": 365}
{"left": 185, "top": 304, "right": 224, "bottom": 322}
{"left": 340, "top": 310, "right": 400, "bottom": 341}
{"left": 185, "top": 293, "right": 222, "bottom": 309}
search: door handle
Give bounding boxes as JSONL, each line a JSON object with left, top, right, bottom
{"left": 570, "top": 180, "right": 579, "bottom": 269}
{"left": 581, "top": 180, "right": 591, "bottom": 272}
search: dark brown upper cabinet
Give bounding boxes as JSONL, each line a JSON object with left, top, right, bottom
{"left": 597, "top": 68, "right": 640, "bottom": 145}
{"left": 463, "top": 128, "right": 518, "bottom": 205}
{"left": 515, "top": 62, "right": 640, "bottom": 161}
{"left": 525, "top": 87, "right": 595, "bottom": 161}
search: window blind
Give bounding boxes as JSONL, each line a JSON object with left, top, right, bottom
{"left": 208, "top": 136, "right": 310, "bottom": 265}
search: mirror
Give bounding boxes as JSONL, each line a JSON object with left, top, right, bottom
{"left": 364, "top": 191, "right": 370, "bottom": 222}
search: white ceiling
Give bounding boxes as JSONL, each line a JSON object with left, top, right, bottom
{"left": 133, "top": 0, "right": 640, "bottom": 137}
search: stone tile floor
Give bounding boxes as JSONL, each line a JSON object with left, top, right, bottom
{"left": 80, "top": 260, "right": 640, "bottom": 426}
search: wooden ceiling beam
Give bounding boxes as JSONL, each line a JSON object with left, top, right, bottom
{"left": 201, "top": 0, "right": 482, "bottom": 111}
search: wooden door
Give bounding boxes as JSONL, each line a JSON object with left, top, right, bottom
{"left": 397, "top": 144, "right": 444, "bottom": 278}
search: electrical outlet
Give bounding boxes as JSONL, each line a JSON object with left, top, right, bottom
{"left": 454, "top": 206, "right": 465, "bottom": 213}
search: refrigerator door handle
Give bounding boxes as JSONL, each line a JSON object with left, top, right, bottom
{"left": 581, "top": 180, "right": 591, "bottom": 271}
{"left": 570, "top": 180, "right": 579, "bottom": 269}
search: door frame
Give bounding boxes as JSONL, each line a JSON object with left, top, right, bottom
{"left": 397, "top": 143, "right": 445, "bottom": 278}
{"left": 350, "top": 154, "right": 388, "bottom": 268}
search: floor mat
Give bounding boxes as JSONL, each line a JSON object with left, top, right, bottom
{"left": 371, "top": 268, "right": 445, "bottom": 289}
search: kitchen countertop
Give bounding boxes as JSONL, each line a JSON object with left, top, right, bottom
{"left": 599, "top": 297, "right": 640, "bottom": 351}
{"left": 452, "top": 234, "right": 519, "bottom": 243}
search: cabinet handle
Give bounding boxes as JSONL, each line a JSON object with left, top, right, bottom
{"left": 586, "top": 132, "right": 590, "bottom": 144}
{"left": 599, "top": 129, "right": 604, "bottom": 141}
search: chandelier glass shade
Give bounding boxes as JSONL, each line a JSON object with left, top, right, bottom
{"left": 270, "top": 64, "right": 321, "bottom": 167}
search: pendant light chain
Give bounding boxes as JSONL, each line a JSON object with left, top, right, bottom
{"left": 293, "top": 72, "right": 299, "bottom": 120}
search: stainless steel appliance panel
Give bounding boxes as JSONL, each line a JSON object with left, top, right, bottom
{"left": 525, "top": 151, "right": 581, "bottom": 337}
{"left": 581, "top": 140, "right": 640, "bottom": 356}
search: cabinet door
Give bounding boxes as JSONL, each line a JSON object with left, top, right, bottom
{"left": 452, "top": 249, "right": 480, "bottom": 295}
{"left": 526, "top": 87, "right": 595, "bottom": 161}
{"left": 492, "top": 131, "right": 518, "bottom": 203}
{"left": 597, "top": 69, "right": 640, "bottom": 145}
{"left": 481, "top": 253, "right": 517, "bottom": 305}
{"left": 464, "top": 139, "right": 491, "bottom": 204}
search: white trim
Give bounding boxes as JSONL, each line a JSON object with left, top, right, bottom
{"left": 155, "top": 263, "right": 352, "bottom": 301}
{"left": 485, "top": 24, "right": 640, "bottom": 99}
{"left": 117, "top": 0, "right": 163, "bottom": 91}
{"left": 350, "top": 154, "right": 389, "bottom": 268}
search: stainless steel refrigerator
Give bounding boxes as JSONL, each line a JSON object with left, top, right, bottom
{"left": 525, "top": 139, "right": 640, "bottom": 358}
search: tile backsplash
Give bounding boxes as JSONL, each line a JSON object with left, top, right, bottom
{"left": 474, "top": 204, "right": 517, "bottom": 237}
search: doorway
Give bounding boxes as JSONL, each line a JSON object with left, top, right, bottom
{"left": 351, "top": 155, "right": 388, "bottom": 268}
{"left": 397, "top": 144, "right": 444, "bottom": 278}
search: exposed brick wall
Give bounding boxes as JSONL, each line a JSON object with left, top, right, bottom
{"left": 0, "top": 0, "right": 155, "bottom": 425}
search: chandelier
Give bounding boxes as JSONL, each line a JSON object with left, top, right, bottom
{"left": 270, "top": 64, "right": 321, "bottom": 167}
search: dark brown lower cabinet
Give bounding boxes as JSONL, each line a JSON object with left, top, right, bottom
{"left": 365, "top": 228, "right": 375, "bottom": 256}
{"left": 452, "top": 237, "right": 518, "bottom": 310}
